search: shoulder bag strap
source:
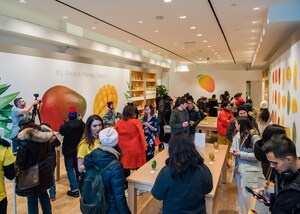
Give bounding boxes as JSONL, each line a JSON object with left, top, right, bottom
{"left": 100, "top": 159, "right": 119, "bottom": 174}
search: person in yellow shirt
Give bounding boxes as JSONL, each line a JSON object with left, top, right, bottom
{"left": 77, "top": 115, "right": 103, "bottom": 195}
{"left": 0, "top": 138, "right": 16, "bottom": 214}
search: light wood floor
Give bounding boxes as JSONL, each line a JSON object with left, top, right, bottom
{"left": 5, "top": 149, "right": 239, "bottom": 214}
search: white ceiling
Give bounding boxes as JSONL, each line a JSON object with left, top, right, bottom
{"left": 1, "top": 0, "right": 299, "bottom": 68}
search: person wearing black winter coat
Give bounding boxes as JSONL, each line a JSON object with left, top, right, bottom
{"left": 59, "top": 108, "right": 85, "bottom": 197}
{"left": 16, "top": 118, "right": 54, "bottom": 214}
{"left": 43, "top": 123, "right": 61, "bottom": 201}
{"left": 187, "top": 100, "right": 202, "bottom": 136}
{"left": 83, "top": 128, "right": 130, "bottom": 214}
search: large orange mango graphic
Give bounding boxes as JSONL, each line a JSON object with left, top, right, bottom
{"left": 40, "top": 85, "right": 87, "bottom": 131}
{"left": 197, "top": 74, "right": 215, "bottom": 92}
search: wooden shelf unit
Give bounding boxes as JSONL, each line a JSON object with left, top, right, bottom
{"left": 130, "top": 71, "right": 157, "bottom": 118}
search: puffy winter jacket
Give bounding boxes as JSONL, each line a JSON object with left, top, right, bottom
{"left": 83, "top": 147, "right": 130, "bottom": 214}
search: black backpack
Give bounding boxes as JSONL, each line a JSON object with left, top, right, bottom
{"left": 80, "top": 159, "right": 119, "bottom": 214}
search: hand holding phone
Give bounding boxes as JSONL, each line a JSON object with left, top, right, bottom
{"left": 245, "top": 186, "right": 269, "bottom": 203}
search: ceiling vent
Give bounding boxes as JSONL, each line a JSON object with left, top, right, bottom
{"left": 184, "top": 41, "right": 196, "bottom": 49}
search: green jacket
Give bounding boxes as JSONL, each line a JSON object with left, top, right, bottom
{"left": 169, "top": 108, "right": 190, "bottom": 135}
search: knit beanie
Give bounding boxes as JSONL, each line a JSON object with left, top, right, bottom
{"left": 237, "top": 105, "right": 248, "bottom": 113}
{"left": 99, "top": 128, "right": 118, "bottom": 147}
{"left": 68, "top": 107, "right": 78, "bottom": 120}
{"left": 260, "top": 100, "right": 268, "bottom": 109}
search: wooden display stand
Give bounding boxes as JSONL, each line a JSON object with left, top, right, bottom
{"left": 130, "top": 71, "right": 157, "bottom": 118}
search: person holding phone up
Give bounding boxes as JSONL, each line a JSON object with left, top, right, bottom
{"left": 255, "top": 135, "right": 300, "bottom": 214}
{"left": 230, "top": 117, "right": 263, "bottom": 214}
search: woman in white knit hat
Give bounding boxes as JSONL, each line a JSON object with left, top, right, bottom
{"left": 82, "top": 127, "right": 130, "bottom": 213}
{"left": 258, "top": 100, "right": 271, "bottom": 137}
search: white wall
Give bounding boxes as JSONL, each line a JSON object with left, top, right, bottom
{"left": 168, "top": 65, "right": 262, "bottom": 104}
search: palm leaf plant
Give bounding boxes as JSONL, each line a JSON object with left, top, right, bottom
{"left": 0, "top": 83, "right": 19, "bottom": 138}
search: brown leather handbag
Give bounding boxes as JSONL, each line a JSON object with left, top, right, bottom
{"left": 17, "top": 164, "right": 39, "bottom": 190}
{"left": 16, "top": 143, "right": 43, "bottom": 190}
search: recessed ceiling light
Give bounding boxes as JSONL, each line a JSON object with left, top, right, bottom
{"left": 19, "top": 0, "right": 27, "bottom": 3}
{"left": 197, "top": 34, "right": 202, "bottom": 37}
{"left": 207, "top": 45, "right": 211, "bottom": 48}
{"left": 62, "top": 16, "right": 68, "bottom": 19}
{"left": 157, "top": 52, "right": 161, "bottom": 54}
{"left": 203, "top": 40, "right": 207, "bottom": 43}
{"left": 154, "top": 30, "right": 159, "bottom": 33}
{"left": 164, "top": 0, "right": 172, "bottom": 3}
{"left": 214, "top": 52, "right": 218, "bottom": 54}
{"left": 91, "top": 27, "right": 96, "bottom": 30}
{"left": 199, "top": 57, "right": 202, "bottom": 60}
{"left": 190, "top": 26, "right": 196, "bottom": 30}
{"left": 164, "top": 55, "right": 168, "bottom": 57}
{"left": 252, "top": 21, "right": 257, "bottom": 24}
{"left": 138, "top": 20, "right": 143, "bottom": 24}
{"left": 251, "top": 30, "right": 256, "bottom": 32}
{"left": 211, "top": 49, "right": 215, "bottom": 51}
{"left": 127, "top": 40, "right": 131, "bottom": 43}
{"left": 253, "top": 7, "right": 260, "bottom": 10}
{"left": 149, "top": 49, "right": 153, "bottom": 51}
{"left": 179, "top": 16, "right": 186, "bottom": 19}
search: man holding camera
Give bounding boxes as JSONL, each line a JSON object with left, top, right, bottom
{"left": 10, "top": 97, "right": 39, "bottom": 152}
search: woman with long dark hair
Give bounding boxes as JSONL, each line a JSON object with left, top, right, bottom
{"left": 230, "top": 116, "right": 262, "bottom": 214}
{"left": 142, "top": 104, "right": 158, "bottom": 161}
{"left": 151, "top": 132, "right": 213, "bottom": 213}
{"left": 77, "top": 114, "right": 103, "bottom": 173}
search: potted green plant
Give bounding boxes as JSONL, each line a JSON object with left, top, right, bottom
{"left": 156, "top": 85, "right": 168, "bottom": 96}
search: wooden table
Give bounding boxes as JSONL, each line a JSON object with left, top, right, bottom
{"left": 127, "top": 143, "right": 227, "bottom": 214}
{"left": 196, "top": 116, "right": 217, "bottom": 132}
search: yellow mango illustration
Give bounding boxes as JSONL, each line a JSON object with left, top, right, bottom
{"left": 282, "top": 95, "right": 287, "bottom": 109}
{"left": 286, "top": 66, "right": 291, "bottom": 80}
{"left": 292, "top": 98, "right": 298, "bottom": 113}
{"left": 294, "top": 61, "right": 297, "bottom": 90}
{"left": 282, "top": 68, "right": 285, "bottom": 89}
{"left": 286, "top": 127, "right": 291, "bottom": 138}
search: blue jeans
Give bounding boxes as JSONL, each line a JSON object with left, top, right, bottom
{"left": 64, "top": 156, "right": 80, "bottom": 191}
{"left": 27, "top": 191, "right": 52, "bottom": 214}
{"left": 48, "top": 168, "right": 56, "bottom": 199}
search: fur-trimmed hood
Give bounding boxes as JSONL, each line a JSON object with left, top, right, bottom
{"left": 18, "top": 124, "right": 54, "bottom": 143}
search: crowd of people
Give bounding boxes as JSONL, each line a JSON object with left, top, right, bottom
{"left": 0, "top": 90, "right": 299, "bottom": 214}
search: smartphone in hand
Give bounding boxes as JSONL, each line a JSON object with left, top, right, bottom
{"left": 245, "top": 186, "right": 269, "bottom": 203}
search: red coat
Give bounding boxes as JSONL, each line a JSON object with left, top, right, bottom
{"left": 115, "top": 119, "right": 147, "bottom": 169}
{"left": 217, "top": 109, "right": 234, "bottom": 136}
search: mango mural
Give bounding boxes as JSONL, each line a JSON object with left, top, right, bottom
{"left": 93, "top": 84, "right": 118, "bottom": 117}
{"left": 269, "top": 40, "right": 300, "bottom": 152}
{"left": 40, "top": 85, "right": 87, "bottom": 131}
{"left": 196, "top": 74, "right": 215, "bottom": 92}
